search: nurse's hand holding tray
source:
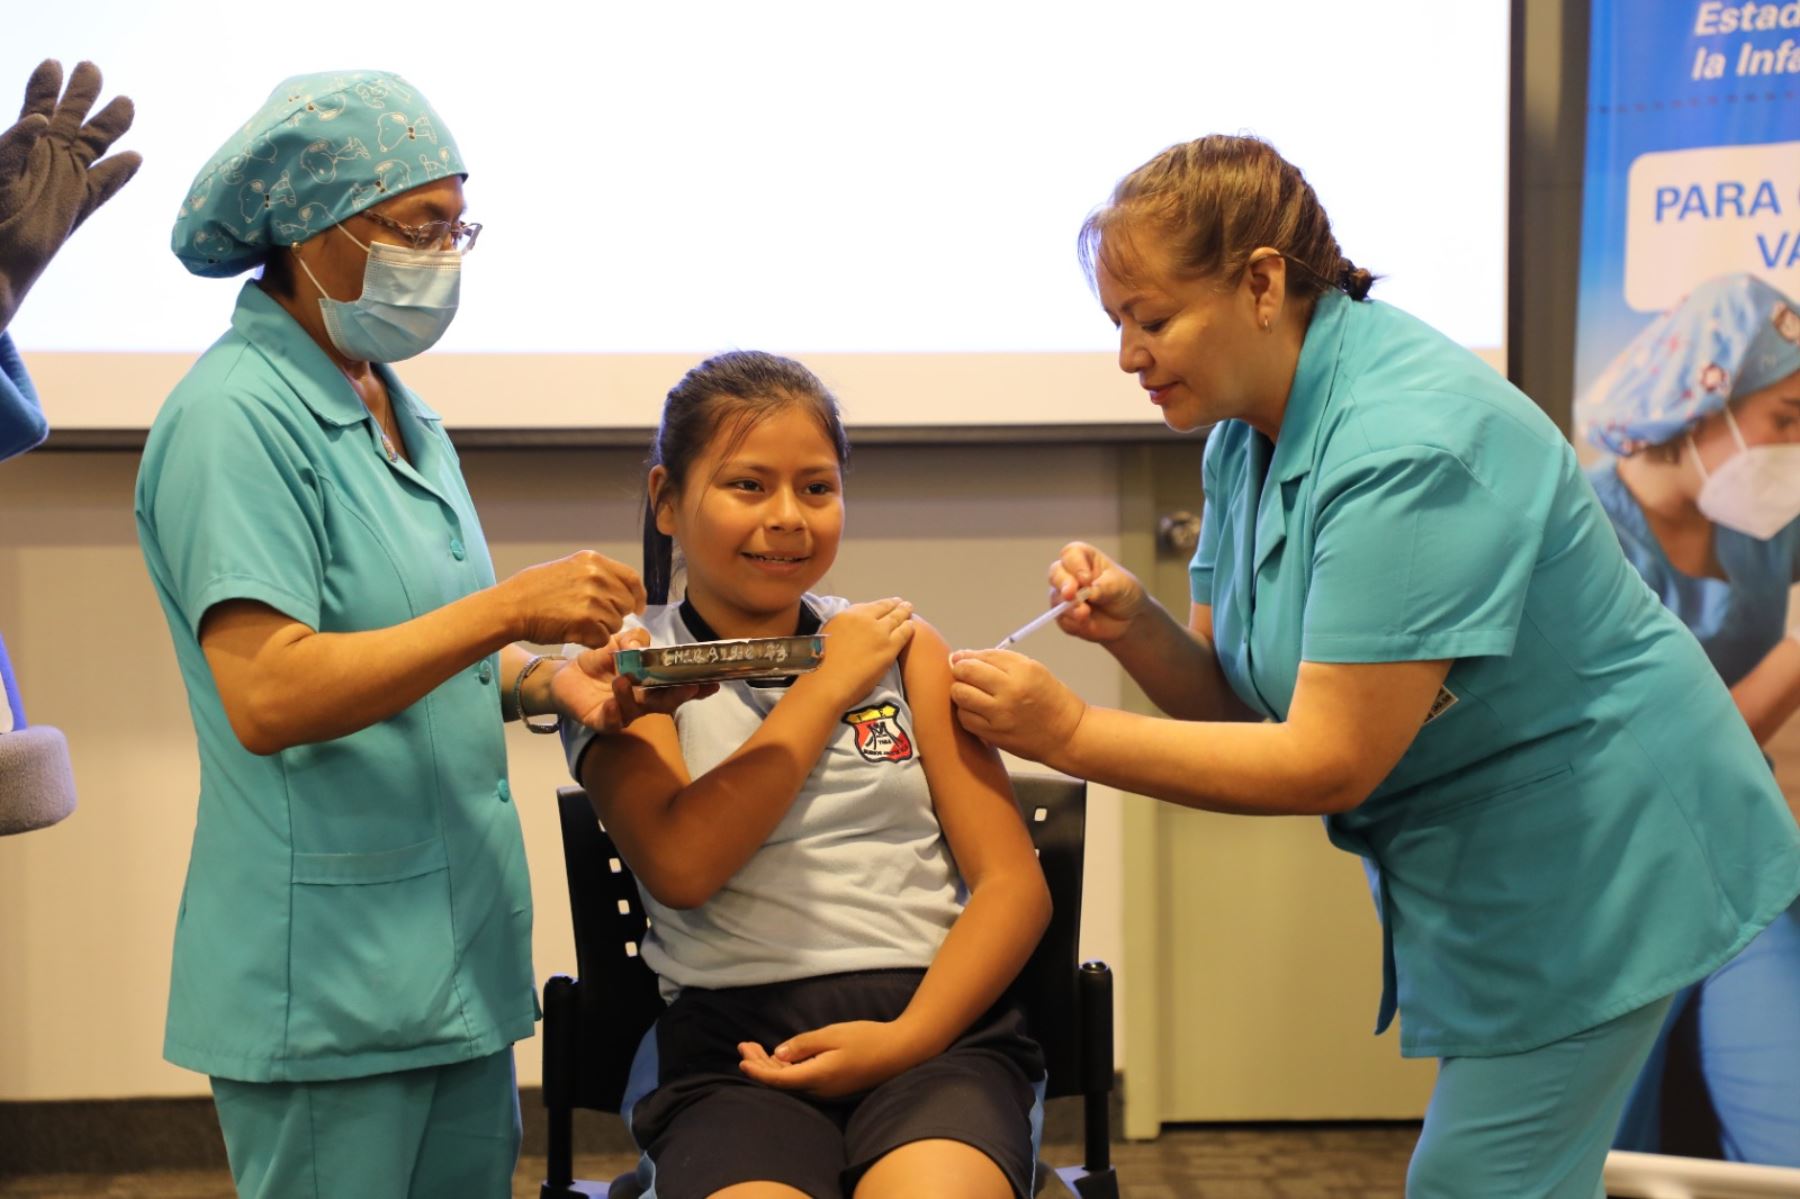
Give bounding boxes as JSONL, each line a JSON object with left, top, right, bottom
{"left": 613, "top": 627, "right": 826, "bottom": 687}
{"left": 557, "top": 602, "right": 831, "bottom": 733}
{"left": 553, "top": 626, "right": 719, "bottom": 735}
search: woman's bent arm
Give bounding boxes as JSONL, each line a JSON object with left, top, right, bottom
{"left": 201, "top": 551, "right": 643, "bottom": 754}
{"left": 578, "top": 598, "right": 916, "bottom": 910}
{"left": 955, "top": 653, "right": 1449, "bottom": 816}
{"left": 1055, "top": 657, "right": 1449, "bottom": 814}
{"left": 576, "top": 672, "right": 850, "bottom": 910}
{"left": 202, "top": 593, "right": 516, "bottom": 755}
{"left": 1108, "top": 602, "right": 1262, "bottom": 722}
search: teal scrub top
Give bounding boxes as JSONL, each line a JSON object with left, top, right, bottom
{"left": 135, "top": 282, "right": 536, "bottom": 1083}
{"left": 1587, "top": 460, "right": 1800, "bottom": 687}
{"left": 1191, "top": 291, "right": 1800, "bottom": 1059}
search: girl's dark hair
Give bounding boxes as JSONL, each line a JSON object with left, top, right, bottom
{"left": 1077, "top": 134, "right": 1377, "bottom": 302}
{"left": 643, "top": 350, "right": 851, "bottom": 605}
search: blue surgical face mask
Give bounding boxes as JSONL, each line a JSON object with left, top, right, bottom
{"left": 293, "top": 223, "right": 460, "bottom": 363}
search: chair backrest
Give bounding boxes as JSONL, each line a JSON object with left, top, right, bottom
{"left": 1006, "top": 772, "right": 1088, "bottom": 1101}
{"left": 553, "top": 771, "right": 1089, "bottom": 1109}
{"left": 555, "top": 785, "right": 666, "bottom": 1113}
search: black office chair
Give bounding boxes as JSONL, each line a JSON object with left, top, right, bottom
{"left": 540, "top": 773, "right": 1120, "bottom": 1199}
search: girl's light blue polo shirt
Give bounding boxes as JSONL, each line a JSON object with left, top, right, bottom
{"left": 1190, "top": 291, "right": 1800, "bottom": 1059}
{"left": 135, "top": 283, "right": 536, "bottom": 1083}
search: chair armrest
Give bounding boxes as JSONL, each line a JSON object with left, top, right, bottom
{"left": 541, "top": 974, "right": 579, "bottom": 1189}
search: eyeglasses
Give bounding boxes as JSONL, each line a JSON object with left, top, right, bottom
{"left": 358, "top": 209, "right": 483, "bottom": 252}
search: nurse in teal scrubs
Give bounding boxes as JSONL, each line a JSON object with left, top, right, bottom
{"left": 136, "top": 71, "right": 646, "bottom": 1198}
{"left": 949, "top": 135, "right": 1800, "bottom": 1197}
{"left": 1576, "top": 273, "right": 1800, "bottom": 1166}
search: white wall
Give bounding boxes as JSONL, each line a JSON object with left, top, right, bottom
{"left": 0, "top": 442, "right": 1127, "bottom": 1100}
{"left": 5, "top": 1, "right": 1509, "bottom": 371}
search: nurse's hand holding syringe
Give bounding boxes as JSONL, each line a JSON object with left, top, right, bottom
{"left": 1040, "top": 540, "right": 1258, "bottom": 724}
{"left": 950, "top": 542, "right": 1253, "bottom": 742}
{"left": 1043, "top": 542, "right": 1150, "bottom": 645}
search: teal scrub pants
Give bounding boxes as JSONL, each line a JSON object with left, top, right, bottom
{"left": 210, "top": 1048, "right": 521, "bottom": 1199}
{"left": 1408, "top": 996, "right": 1673, "bottom": 1198}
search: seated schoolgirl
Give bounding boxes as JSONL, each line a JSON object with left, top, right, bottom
{"left": 561, "top": 350, "right": 1054, "bottom": 1199}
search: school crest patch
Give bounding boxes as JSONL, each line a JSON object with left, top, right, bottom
{"left": 843, "top": 703, "right": 914, "bottom": 764}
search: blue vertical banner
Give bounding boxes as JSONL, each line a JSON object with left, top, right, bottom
{"left": 1575, "top": 0, "right": 1800, "bottom": 405}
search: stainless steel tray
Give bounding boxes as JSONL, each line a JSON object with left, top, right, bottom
{"left": 615, "top": 634, "right": 827, "bottom": 687}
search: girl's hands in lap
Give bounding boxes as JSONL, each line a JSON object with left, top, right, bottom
{"left": 737, "top": 1019, "right": 925, "bottom": 1100}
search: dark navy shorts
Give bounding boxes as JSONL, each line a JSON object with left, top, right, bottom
{"left": 628, "top": 968, "right": 1044, "bottom": 1199}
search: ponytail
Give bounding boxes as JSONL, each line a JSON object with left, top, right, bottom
{"left": 642, "top": 493, "right": 675, "bottom": 606}
{"left": 1337, "top": 259, "right": 1376, "bottom": 301}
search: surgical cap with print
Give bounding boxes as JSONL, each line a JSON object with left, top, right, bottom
{"left": 171, "top": 69, "right": 465, "bottom": 278}
{"left": 1576, "top": 273, "right": 1800, "bottom": 456}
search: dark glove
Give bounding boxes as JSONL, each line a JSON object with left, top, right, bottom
{"left": 0, "top": 60, "right": 141, "bottom": 334}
